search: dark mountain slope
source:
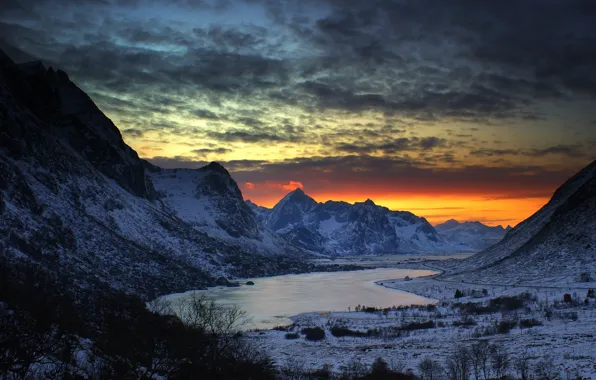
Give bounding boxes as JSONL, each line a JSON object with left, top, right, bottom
{"left": 0, "top": 50, "right": 309, "bottom": 297}
{"left": 442, "top": 160, "right": 596, "bottom": 285}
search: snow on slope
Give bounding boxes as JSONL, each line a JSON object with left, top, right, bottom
{"left": 265, "top": 190, "right": 470, "bottom": 255}
{"left": 149, "top": 164, "right": 301, "bottom": 255}
{"left": 246, "top": 199, "right": 271, "bottom": 221}
{"left": 435, "top": 219, "right": 510, "bottom": 251}
{"left": 442, "top": 160, "right": 596, "bottom": 286}
{"left": 266, "top": 188, "right": 318, "bottom": 232}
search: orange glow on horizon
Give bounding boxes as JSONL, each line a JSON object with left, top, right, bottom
{"left": 242, "top": 185, "right": 550, "bottom": 227}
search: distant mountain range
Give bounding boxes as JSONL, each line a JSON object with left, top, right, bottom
{"left": 442, "top": 160, "right": 596, "bottom": 286}
{"left": 247, "top": 189, "right": 475, "bottom": 255}
{"left": 434, "top": 219, "right": 511, "bottom": 251}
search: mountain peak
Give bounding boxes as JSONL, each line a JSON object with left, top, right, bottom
{"left": 283, "top": 187, "right": 312, "bottom": 202}
{"left": 435, "top": 219, "right": 461, "bottom": 231}
{"left": 291, "top": 187, "right": 305, "bottom": 195}
{"left": 201, "top": 161, "right": 230, "bottom": 176}
{"left": 363, "top": 199, "right": 376, "bottom": 206}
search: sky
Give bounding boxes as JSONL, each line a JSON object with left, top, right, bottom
{"left": 2, "top": 0, "right": 596, "bottom": 226}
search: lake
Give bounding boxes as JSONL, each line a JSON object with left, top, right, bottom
{"left": 162, "top": 268, "right": 437, "bottom": 330}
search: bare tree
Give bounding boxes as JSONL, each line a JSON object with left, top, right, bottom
{"left": 0, "top": 308, "right": 75, "bottom": 380}
{"left": 418, "top": 356, "right": 444, "bottom": 380}
{"left": 469, "top": 341, "right": 489, "bottom": 380}
{"left": 169, "top": 291, "right": 256, "bottom": 375}
{"left": 534, "top": 357, "right": 558, "bottom": 380}
{"left": 445, "top": 345, "right": 471, "bottom": 380}
{"left": 146, "top": 297, "right": 172, "bottom": 315}
{"left": 514, "top": 351, "right": 532, "bottom": 380}
{"left": 490, "top": 343, "right": 509, "bottom": 378}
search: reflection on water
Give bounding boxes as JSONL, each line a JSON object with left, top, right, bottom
{"left": 163, "top": 268, "right": 437, "bottom": 330}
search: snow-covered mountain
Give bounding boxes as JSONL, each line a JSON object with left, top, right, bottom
{"left": 263, "top": 189, "right": 470, "bottom": 255}
{"left": 148, "top": 164, "right": 299, "bottom": 254}
{"left": 246, "top": 199, "right": 271, "bottom": 221}
{"left": 434, "top": 219, "right": 511, "bottom": 251}
{"left": 0, "top": 49, "right": 309, "bottom": 297}
{"left": 442, "top": 160, "right": 596, "bottom": 285}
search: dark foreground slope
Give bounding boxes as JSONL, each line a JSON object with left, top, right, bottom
{"left": 442, "top": 160, "right": 596, "bottom": 285}
{"left": 0, "top": 257, "right": 277, "bottom": 379}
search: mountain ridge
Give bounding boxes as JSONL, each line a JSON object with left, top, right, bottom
{"left": 434, "top": 219, "right": 511, "bottom": 250}
{"left": 258, "top": 190, "right": 472, "bottom": 255}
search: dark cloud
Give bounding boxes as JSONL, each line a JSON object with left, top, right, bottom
{"left": 335, "top": 136, "right": 447, "bottom": 154}
{"left": 121, "top": 128, "right": 145, "bottom": 137}
{"left": 152, "top": 154, "right": 577, "bottom": 199}
{"left": 209, "top": 129, "right": 300, "bottom": 143}
{"left": 418, "top": 137, "right": 446, "bottom": 150}
{"left": 192, "top": 109, "right": 220, "bottom": 120}
{"left": 527, "top": 145, "right": 586, "bottom": 158}
{"left": 148, "top": 155, "right": 206, "bottom": 169}
{"left": 470, "top": 148, "right": 520, "bottom": 157}
{"left": 304, "top": 0, "right": 596, "bottom": 96}
{"left": 191, "top": 148, "right": 231, "bottom": 156}
{"left": 4, "top": 0, "right": 593, "bottom": 124}
{"left": 471, "top": 145, "right": 587, "bottom": 159}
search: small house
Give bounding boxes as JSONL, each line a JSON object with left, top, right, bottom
{"left": 580, "top": 273, "right": 592, "bottom": 282}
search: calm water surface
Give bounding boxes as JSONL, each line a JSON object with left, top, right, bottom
{"left": 163, "top": 268, "right": 437, "bottom": 330}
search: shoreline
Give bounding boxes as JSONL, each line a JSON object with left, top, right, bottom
{"left": 248, "top": 259, "right": 596, "bottom": 378}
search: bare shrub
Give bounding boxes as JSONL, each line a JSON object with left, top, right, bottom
{"left": 282, "top": 356, "right": 309, "bottom": 379}
{"left": 519, "top": 318, "right": 543, "bottom": 328}
{"left": 172, "top": 291, "right": 250, "bottom": 334}
{"left": 418, "top": 357, "right": 444, "bottom": 380}
{"left": 339, "top": 359, "right": 369, "bottom": 379}
{"left": 496, "top": 320, "right": 516, "bottom": 334}
{"left": 302, "top": 327, "right": 326, "bottom": 341}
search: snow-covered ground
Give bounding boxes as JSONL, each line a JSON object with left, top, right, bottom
{"left": 248, "top": 263, "right": 596, "bottom": 378}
